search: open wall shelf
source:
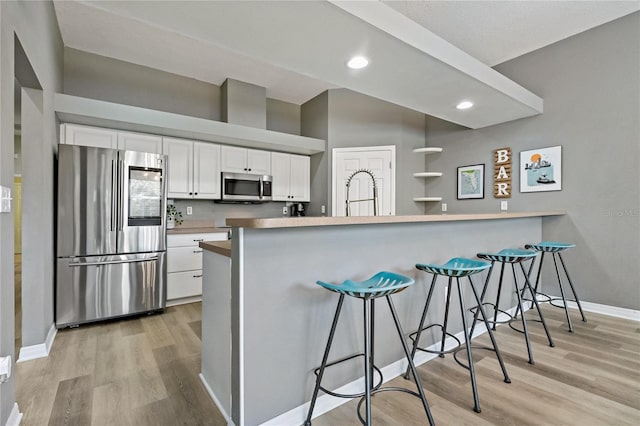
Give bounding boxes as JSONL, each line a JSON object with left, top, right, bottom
{"left": 413, "top": 172, "right": 443, "bottom": 178}
{"left": 414, "top": 147, "right": 443, "bottom": 203}
{"left": 413, "top": 197, "right": 443, "bottom": 202}
{"left": 413, "top": 147, "right": 443, "bottom": 154}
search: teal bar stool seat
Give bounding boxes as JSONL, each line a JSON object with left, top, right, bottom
{"left": 473, "top": 249, "right": 555, "bottom": 365}
{"left": 305, "top": 271, "right": 434, "bottom": 426}
{"left": 525, "top": 242, "right": 587, "bottom": 332}
{"left": 407, "top": 258, "right": 511, "bottom": 413}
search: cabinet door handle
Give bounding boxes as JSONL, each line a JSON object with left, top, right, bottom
{"left": 193, "top": 250, "right": 203, "bottom": 253}
{"left": 193, "top": 238, "right": 204, "bottom": 242}
{"left": 193, "top": 274, "right": 203, "bottom": 278}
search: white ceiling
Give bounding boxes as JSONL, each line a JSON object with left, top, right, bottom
{"left": 53, "top": 1, "right": 639, "bottom": 129}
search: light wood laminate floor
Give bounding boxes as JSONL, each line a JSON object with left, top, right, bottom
{"left": 15, "top": 303, "right": 640, "bottom": 425}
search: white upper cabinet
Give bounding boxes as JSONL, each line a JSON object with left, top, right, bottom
{"left": 163, "top": 137, "right": 221, "bottom": 199}
{"left": 221, "top": 146, "right": 271, "bottom": 175}
{"left": 61, "top": 124, "right": 118, "bottom": 149}
{"left": 117, "top": 131, "right": 163, "bottom": 154}
{"left": 193, "top": 142, "right": 221, "bottom": 199}
{"left": 271, "top": 152, "right": 310, "bottom": 202}
{"left": 61, "top": 124, "right": 162, "bottom": 153}
{"left": 163, "top": 138, "right": 193, "bottom": 198}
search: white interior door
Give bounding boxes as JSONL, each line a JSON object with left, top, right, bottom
{"left": 333, "top": 146, "right": 395, "bottom": 216}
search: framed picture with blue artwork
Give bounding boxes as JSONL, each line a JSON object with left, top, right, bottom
{"left": 520, "top": 145, "right": 562, "bottom": 192}
{"left": 457, "top": 164, "right": 484, "bottom": 199}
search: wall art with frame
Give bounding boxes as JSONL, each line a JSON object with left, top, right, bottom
{"left": 457, "top": 164, "right": 485, "bottom": 199}
{"left": 520, "top": 145, "right": 562, "bottom": 192}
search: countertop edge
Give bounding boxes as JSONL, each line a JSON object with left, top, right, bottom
{"left": 225, "top": 211, "right": 566, "bottom": 229}
{"left": 167, "top": 227, "right": 230, "bottom": 235}
{"left": 199, "top": 241, "right": 232, "bottom": 257}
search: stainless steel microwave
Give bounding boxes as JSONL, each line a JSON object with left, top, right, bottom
{"left": 219, "top": 172, "right": 273, "bottom": 203}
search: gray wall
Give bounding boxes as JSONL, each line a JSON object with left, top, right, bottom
{"left": 425, "top": 13, "right": 640, "bottom": 310}
{"left": 0, "top": 1, "right": 63, "bottom": 422}
{"left": 64, "top": 48, "right": 302, "bottom": 135}
{"left": 301, "top": 91, "right": 329, "bottom": 216}
{"left": 302, "top": 89, "right": 428, "bottom": 216}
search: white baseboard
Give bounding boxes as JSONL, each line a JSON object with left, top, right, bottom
{"left": 565, "top": 300, "right": 640, "bottom": 322}
{"left": 260, "top": 308, "right": 514, "bottom": 426}
{"left": 199, "top": 373, "right": 235, "bottom": 426}
{"left": 5, "top": 403, "right": 22, "bottom": 426}
{"left": 17, "top": 323, "right": 57, "bottom": 363}
{"left": 166, "top": 295, "right": 202, "bottom": 307}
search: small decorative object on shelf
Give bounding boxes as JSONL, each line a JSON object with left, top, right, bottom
{"left": 166, "top": 204, "right": 183, "bottom": 229}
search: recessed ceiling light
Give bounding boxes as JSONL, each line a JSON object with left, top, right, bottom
{"left": 456, "top": 101, "right": 474, "bottom": 110}
{"left": 347, "top": 56, "right": 369, "bottom": 69}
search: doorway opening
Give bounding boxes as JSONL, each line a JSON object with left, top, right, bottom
{"left": 332, "top": 146, "right": 396, "bottom": 216}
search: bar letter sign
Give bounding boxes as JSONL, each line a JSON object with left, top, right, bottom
{"left": 494, "top": 147, "right": 512, "bottom": 198}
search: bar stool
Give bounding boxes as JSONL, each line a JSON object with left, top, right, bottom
{"left": 304, "top": 271, "right": 434, "bottom": 426}
{"left": 472, "top": 249, "right": 555, "bottom": 365}
{"left": 406, "top": 258, "right": 511, "bottom": 413}
{"left": 525, "top": 242, "right": 587, "bottom": 332}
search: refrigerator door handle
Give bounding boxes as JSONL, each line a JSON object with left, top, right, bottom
{"left": 68, "top": 256, "right": 159, "bottom": 267}
{"left": 118, "top": 158, "right": 125, "bottom": 231}
{"left": 111, "top": 159, "right": 117, "bottom": 232}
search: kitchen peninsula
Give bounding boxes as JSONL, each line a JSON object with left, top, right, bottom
{"left": 199, "top": 212, "right": 564, "bottom": 425}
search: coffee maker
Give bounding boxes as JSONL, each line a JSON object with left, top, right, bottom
{"left": 291, "top": 203, "right": 306, "bottom": 217}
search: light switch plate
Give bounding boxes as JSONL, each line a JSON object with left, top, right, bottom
{"left": 0, "top": 186, "right": 12, "bottom": 213}
{"left": 501, "top": 201, "right": 508, "bottom": 211}
{"left": 186, "top": 206, "right": 193, "bottom": 215}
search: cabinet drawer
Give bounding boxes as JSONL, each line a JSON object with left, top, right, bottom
{"left": 167, "top": 232, "right": 228, "bottom": 248}
{"left": 167, "top": 271, "right": 202, "bottom": 300}
{"left": 167, "top": 246, "right": 203, "bottom": 273}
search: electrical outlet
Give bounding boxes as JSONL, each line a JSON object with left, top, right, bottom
{"left": 501, "top": 201, "right": 508, "bottom": 211}
{"left": 186, "top": 206, "right": 193, "bottom": 215}
{"left": 321, "top": 205, "right": 326, "bottom": 215}
{"left": 282, "top": 206, "right": 289, "bottom": 215}
{"left": 441, "top": 203, "right": 447, "bottom": 212}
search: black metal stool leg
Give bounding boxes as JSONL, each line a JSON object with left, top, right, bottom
{"left": 363, "top": 298, "right": 372, "bottom": 426}
{"left": 456, "top": 278, "right": 482, "bottom": 413}
{"left": 552, "top": 253, "right": 574, "bottom": 332}
{"left": 305, "top": 295, "right": 345, "bottom": 426}
{"left": 386, "top": 296, "right": 436, "bottom": 426}
{"left": 467, "top": 276, "right": 511, "bottom": 384}
{"left": 492, "top": 262, "right": 507, "bottom": 331}
{"left": 405, "top": 274, "right": 438, "bottom": 380}
{"left": 520, "top": 263, "right": 555, "bottom": 347}
{"left": 531, "top": 252, "right": 546, "bottom": 310}
{"left": 469, "top": 262, "right": 495, "bottom": 339}
{"left": 511, "top": 264, "right": 534, "bottom": 364}
{"left": 558, "top": 253, "right": 587, "bottom": 322}
{"left": 440, "top": 277, "right": 454, "bottom": 356}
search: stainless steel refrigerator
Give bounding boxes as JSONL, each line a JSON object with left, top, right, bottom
{"left": 56, "top": 144, "right": 167, "bottom": 328}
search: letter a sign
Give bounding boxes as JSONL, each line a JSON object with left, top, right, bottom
{"left": 494, "top": 147, "right": 512, "bottom": 198}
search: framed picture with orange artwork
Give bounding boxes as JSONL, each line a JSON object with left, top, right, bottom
{"left": 520, "top": 145, "right": 562, "bottom": 192}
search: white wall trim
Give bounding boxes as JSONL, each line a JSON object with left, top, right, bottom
{"left": 237, "top": 228, "right": 245, "bottom": 426}
{"left": 199, "top": 373, "right": 235, "bottom": 426}
{"left": 260, "top": 307, "right": 516, "bottom": 426}
{"left": 17, "top": 323, "right": 56, "bottom": 363}
{"left": 565, "top": 300, "right": 640, "bottom": 322}
{"left": 5, "top": 403, "right": 22, "bottom": 426}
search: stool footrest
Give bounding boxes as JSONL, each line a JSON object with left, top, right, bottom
{"left": 312, "top": 353, "right": 383, "bottom": 399}
{"left": 356, "top": 387, "right": 424, "bottom": 424}
{"left": 409, "top": 324, "right": 462, "bottom": 356}
{"left": 469, "top": 303, "right": 514, "bottom": 325}
{"left": 452, "top": 344, "right": 498, "bottom": 370}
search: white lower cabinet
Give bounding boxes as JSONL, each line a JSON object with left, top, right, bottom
{"left": 167, "top": 232, "right": 228, "bottom": 303}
